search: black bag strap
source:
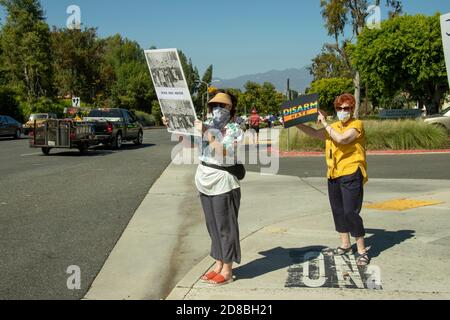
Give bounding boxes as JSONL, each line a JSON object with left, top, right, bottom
{"left": 201, "top": 161, "right": 235, "bottom": 172}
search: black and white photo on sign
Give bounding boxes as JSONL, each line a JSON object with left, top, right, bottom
{"left": 160, "top": 99, "right": 197, "bottom": 134}
{"left": 145, "top": 50, "right": 185, "bottom": 88}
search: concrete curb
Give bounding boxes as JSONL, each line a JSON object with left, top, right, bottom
{"left": 166, "top": 257, "right": 214, "bottom": 300}
{"left": 269, "top": 148, "right": 450, "bottom": 158}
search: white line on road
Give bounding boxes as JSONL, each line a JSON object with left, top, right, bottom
{"left": 20, "top": 153, "right": 42, "bottom": 157}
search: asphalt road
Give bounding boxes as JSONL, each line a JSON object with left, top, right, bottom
{"left": 248, "top": 153, "right": 450, "bottom": 180}
{"left": 0, "top": 129, "right": 175, "bottom": 300}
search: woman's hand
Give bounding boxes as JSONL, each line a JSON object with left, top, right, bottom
{"left": 195, "top": 119, "right": 204, "bottom": 136}
{"left": 162, "top": 116, "right": 169, "bottom": 128}
{"left": 317, "top": 111, "right": 328, "bottom": 128}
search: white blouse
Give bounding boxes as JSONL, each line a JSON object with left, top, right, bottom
{"left": 195, "top": 122, "right": 244, "bottom": 196}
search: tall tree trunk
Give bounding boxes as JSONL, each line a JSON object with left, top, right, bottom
{"left": 353, "top": 70, "right": 361, "bottom": 119}
{"left": 432, "top": 84, "right": 443, "bottom": 114}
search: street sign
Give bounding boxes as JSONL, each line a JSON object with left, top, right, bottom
{"left": 379, "top": 109, "right": 422, "bottom": 119}
{"left": 72, "top": 97, "right": 81, "bottom": 107}
{"left": 441, "top": 13, "right": 450, "bottom": 90}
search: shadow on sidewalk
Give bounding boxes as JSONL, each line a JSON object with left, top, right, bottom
{"left": 234, "top": 246, "right": 327, "bottom": 280}
{"left": 364, "top": 228, "right": 416, "bottom": 259}
{"left": 234, "top": 229, "right": 415, "bottom": 280}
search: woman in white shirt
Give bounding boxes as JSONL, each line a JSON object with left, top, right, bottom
{"left": 164, "top": 90, "right": 244, "bottom": 286}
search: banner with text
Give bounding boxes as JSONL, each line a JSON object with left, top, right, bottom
{"left": 281, "top": 93, "right": 319, "bottom": 128}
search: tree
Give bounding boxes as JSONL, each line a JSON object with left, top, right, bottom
{"left": 309, "top": 45, "right": 352, "bottom": 81}
{"left": 353, "top": 14, "right": 448, "bottom": 115}
{"left": 0, "top": 86, "right": 21, "bottom": 120}
{"left": 308, "top": 77, "right": 354, "bottom": 112}
{"left": 51, "top": 27, "right": 104, "bottom": 103}
{"left": 239, "top": 81, "right": 284, "bottom": 116}
{"left": 195, "top": 65, "right": 213, "bottom": 113}
{"left": 178, "top": 50, "right": 199, "bottom": 97}
{"left": 0, "top": 0, "right": 53, "bottom": 102}
{"left": 319, "top": 0, "right": 403, "bottom": 118}
{"left": 100, "top": 34, "right": 154, "bottom": 111}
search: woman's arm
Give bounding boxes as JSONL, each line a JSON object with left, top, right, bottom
{"left": 296, "top": 123, "right": 327, "bottom": 141}
{"left": 317, "top": 112, "right": 359, "bottom": 145}
{"left": 325, "top": 126, "right": 358, "bottom": 145}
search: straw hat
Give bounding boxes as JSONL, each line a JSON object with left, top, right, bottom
{"left": 208, "top": 92, "right": 233, "bottom": 107}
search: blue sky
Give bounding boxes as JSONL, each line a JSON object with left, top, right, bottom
{"left": 1, "top": 0, "right": 450, "bottom": 79}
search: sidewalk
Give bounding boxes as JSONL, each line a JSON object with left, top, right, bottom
{"left": 167, "top": 169, "right": 450, "bottom": 300}
{"left": 84, "top": 157, "right": 450, "bottom": 300}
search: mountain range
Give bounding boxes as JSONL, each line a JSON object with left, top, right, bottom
{"left": 215, "top": 67, "right": 313, "bottom": 93}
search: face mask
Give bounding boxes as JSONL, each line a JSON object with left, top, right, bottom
{"left": 337, "top": 111, "right": 351, "bottom": 122}
{"left": 212, "top": 107, "right": 231, "bottom": 129}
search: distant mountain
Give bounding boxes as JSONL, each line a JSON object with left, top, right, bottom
{"left": 215, "top": 67, "right": 313, "bottom": 93}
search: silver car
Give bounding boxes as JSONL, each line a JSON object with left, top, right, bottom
{"left": 424, "top": 107, "right": 450, "bottom": 132}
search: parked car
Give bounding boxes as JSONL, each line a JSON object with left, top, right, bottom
{"left": 23, "top": 113, "right": 58, "bottom": 135}
{"left": 0, "top": 115, "right": 23, "bottom": 139}
{"left": 84, "top": 108, "right": 144, "bottom": 149}
{"left": 424, "top": 107, "right": 450, "bottom": 132}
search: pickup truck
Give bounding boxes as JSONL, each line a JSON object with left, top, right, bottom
{"left": 84, "top": 108, "right": 144, "bottom": 149}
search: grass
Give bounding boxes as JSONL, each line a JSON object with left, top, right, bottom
{"left": 279, "top": 120, "right": 449, "bottom": 152}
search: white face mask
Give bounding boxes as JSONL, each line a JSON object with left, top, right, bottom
{"left": 212, "top": 107, "right": 231, "bottom": 129}
{"left": 337, "top": 111, "right": 351, "bottom": 122}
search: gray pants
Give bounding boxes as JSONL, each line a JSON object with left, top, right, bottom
{"left": 200, "top": 189, "right": 241, "bottom": 264}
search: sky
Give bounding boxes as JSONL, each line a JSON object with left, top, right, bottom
{"left": 1, "top": 0, "right": 450, "bottom": 79}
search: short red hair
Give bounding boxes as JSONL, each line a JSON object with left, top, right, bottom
{"left": 334, "top": 94, "right": 356, "bottom": 110}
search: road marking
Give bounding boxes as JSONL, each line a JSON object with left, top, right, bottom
{"left": 364, "top": 199, "right": 444, "bottom": 211}
{"left": 20, "top": 153, "right": 41, "bottom": 157}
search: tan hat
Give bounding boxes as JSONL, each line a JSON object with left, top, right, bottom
{"left": 208, "top": 92, "right": 232, "bottom": 107}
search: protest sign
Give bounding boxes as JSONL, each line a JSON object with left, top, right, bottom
{"left": 281, "top": 93, "right": 319, "bottom": 128}
{"left": 144, "top": 49, "right": 198, "bottom": 136}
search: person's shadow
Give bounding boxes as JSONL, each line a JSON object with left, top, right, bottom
{"left": 364, "top": 228, "right": 415, "bottom": 259}
{"left": 234, "top": 228, "right": 415, "bottom": 280}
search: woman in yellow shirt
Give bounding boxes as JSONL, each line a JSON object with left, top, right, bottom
{"left": 296, "top": 94, "right": 370, "bottom": 267}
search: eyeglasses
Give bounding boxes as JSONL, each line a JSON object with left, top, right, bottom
{"left": 335, "top": 106, "right": 352, "bottom": 112}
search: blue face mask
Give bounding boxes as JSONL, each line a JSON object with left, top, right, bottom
{"left": 212, "top": 107, "right": 231, "bottom": 129}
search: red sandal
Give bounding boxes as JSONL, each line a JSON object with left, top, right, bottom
{"left": 200, "top": 271, "right": 218, "bottom": 282}
{"left": 208, "top": 274, "right": 234, "bottom": 286}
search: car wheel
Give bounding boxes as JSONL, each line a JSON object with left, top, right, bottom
{"left": 13, "top": 129, "right": 21, "bottom": 139}
{"left": 42, "top": 147, "right": 51, "bottom": 156}
{"left": 134, "top": 131, "right": 143, "bottom": 146}
{"left": 78, "top": 143, "right": 88, "bottom": 153}
{"left": 114, "top": 132, "right": 123, "bottom": 149}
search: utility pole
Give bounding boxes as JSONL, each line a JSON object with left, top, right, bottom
{"left": 287, "top": 78, "right": 291, "bottom": 151}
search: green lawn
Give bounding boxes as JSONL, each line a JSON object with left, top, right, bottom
{"left": 279, "top": 120, "right": 449, "bottom": 152}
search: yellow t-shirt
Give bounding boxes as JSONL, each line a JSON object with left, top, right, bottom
{"left": 325, "top": 119, "right": 368, "bottom": 184}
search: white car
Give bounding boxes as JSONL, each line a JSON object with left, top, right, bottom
{"left": 424, "top": 107, "right": 450, "bottom": 132}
